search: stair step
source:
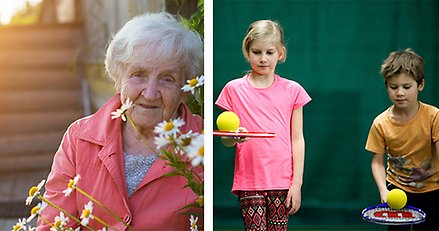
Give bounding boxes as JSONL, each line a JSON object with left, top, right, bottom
{"left": 0, "top": 110, "right": 83, "bottom": 135}
{"left": 0, "top": 152, "right": 54, "bottom": 173}
{"left": 0, "top": 131, "right": 64, "bottom": 156}
{"left": 0, "top": 69, "right": 81, "bottom": 91}
{"left": 0, "top": 23, "right": 82, "bottom": 49}
{"left": 0, "top": 90, "right": 83, "bottom": 113}
{"left": 0, "top": 47, "right": 79, "bottom": 69}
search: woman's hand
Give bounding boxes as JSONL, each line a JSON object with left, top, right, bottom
{"left": 286, "top": 185, "right": 301, "bottom": 215}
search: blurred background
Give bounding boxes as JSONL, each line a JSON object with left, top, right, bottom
{"left": 213, "top": 0, "right": 439, "bottom": 230}
{"left": 0, "top": 0, "right": 200, "bottom": 229}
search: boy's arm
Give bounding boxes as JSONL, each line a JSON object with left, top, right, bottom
{"left": 287, "top": 107, "right": 304, "bottom": 215}
{"left": 435, "top": 141, "right": 439, "bottom": 160}
{"left": 371, "top": 153, "right": 388, "bottom": 203}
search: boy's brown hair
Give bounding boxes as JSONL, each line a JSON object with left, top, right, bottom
{"left": 380, "top": 48, "right": 424, "bottom": 85}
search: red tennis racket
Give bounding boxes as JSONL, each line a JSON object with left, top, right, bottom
{"left": 361, "top": 203, "right": 426, "bottom": 225}
{"left": 212, "top": 130, "right": 275, "bottom": 138}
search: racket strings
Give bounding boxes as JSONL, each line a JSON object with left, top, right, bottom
{"left": 362, "top": 205, "right": 426, "bottom": 225}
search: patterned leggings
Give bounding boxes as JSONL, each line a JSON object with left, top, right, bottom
{"left": 238, "top": 190, "right": 290, "bottom": 231}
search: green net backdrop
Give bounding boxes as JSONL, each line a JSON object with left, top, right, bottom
{"left": 213, "top": 0, "right": 439, "bottom": 230}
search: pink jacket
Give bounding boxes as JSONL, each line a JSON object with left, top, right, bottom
{"left": 37, "top": 94, "right": 203, "bottom": 230}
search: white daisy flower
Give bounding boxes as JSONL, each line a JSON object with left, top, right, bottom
{"left": 50, "top": 212, "right": 69, "bottom": 231}
{"left": 176, "top": 130, "right": 201, "bottom": 153}
{"left": 25, "top": 179, "right": 45, "bottom": 205}
{"left": 154, "top": 118, "right": 185, "bottom": 138}
{"left": 63, "top": 175, "right": 81, "bottom": 197}
{"left": 186, "top": 134, "right": 204, "bottom": 166}
{"left": 12, "top": 218, "right": 27, "bottom": 231}
{"left": 154, "top": 134, "right": 174, "bottom": 149}
{"left": 27, "top": 202, "right": 47, "bottom": 222}
{"left": 181, "top": 75, "right": 204, "bottom": 94}
{"left": 189, "top": 215, "right": 198, "bottom": 231}
{"left": 80, "top": 201, "right": 94, "bottom": 226}
{"left": 111, "top": 98, "right": 134, "bottom": 121}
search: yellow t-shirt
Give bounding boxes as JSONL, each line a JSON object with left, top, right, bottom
{"left": 366, "top": 102, "right": 439, "bottom": 193}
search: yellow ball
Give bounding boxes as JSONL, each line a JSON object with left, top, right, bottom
{"left": 216, "top": 111, "right": 240, "bottom": 131}
{"left": 387, "top": 189, "right": 407, "bottom": 210}
{"left": 220, "top": 137, "right": 236, "bottom": 147}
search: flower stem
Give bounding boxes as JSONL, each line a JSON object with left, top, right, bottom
{"left": 75, "top": 186, "right": 130, "bottom": 228}
{"left": 39, "top": 215, "right": 56, "bottom": 230}
{"left": 93, "top": 215, "right": 113, "bottom": 230}
{"left": 126, "top": 115, "right": 158, "bottom": 155}
{"left": 38, "top": 195, "right": 95, "bottom": 231}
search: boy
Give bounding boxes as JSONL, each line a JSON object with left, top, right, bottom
{"left": 366, "top": 48, "right": 439, "bottom": 230}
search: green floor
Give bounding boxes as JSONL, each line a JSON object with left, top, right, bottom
{"left": 214, "top": 207, "right": 387, "bottom": 231}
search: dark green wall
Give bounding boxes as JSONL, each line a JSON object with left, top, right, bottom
{"left": 213, "top": 0, "right": 439, "bottom": 230}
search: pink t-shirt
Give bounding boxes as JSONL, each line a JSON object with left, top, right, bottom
{"left": 216, "top": 74, "right": 311, "bottom": 193}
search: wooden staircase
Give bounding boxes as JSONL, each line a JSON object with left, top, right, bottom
{"left": 0, "top": 23, "right": 85, "bottom": 217}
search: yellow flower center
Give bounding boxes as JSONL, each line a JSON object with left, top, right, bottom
{"left": 198, "top": 146, "right": 204, "bottom": 157}
{"left": 29, "top": 186, "right": 38, "bottom": 197}
{"left": 181, "top": 137, "right": 192, "bottom": 146}
{"left": 191, "top": 222, "right": 197, "bottom": 229}
{"left": 189, "top": 78, "right": 198, "bottom": 87}
{"left": 164, "top": 122, "right": 174, "bottom": 131}
{"left": 67, "top": 179, "right": 75, "bottom": 188}
{"left": 196, "top": 196, "right": 204, "bottom": 206}
{"left": 83, "top": 209, "right": 91, "bottom": 218}
{"left": 54, "top": 220, "right": 62, "bottom": 227}
{"left": 31, "top": 206, "right": 40, "bottom": 215}
{"left": 13, "top": 224, "right": 21, "bottom": 231}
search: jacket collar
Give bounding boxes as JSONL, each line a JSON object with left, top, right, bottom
{"left": 72, "top": 94, "right": 122, "bottom": 146}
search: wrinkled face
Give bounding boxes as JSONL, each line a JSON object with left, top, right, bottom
{"left": 118, "top": 56, "right": 185, "bottom": 130}
{"left": 248, "top": 40, "right": 283, "bottom": 77}
{"left": 386, "top": 73, "right": 424, "bottom": 110}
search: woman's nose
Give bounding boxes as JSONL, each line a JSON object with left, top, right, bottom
{"left": 141, "top": 79, "right": 160, "bottom": 99}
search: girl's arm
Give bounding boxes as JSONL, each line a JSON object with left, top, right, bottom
{"left": 286, "top": 107, "right": 304, "bottom": 215}
{"left": 371, "top": 153, "right": 388, "bottom": 202}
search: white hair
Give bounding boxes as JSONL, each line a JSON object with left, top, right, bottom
{"left": 105, "top": 12, "right": 204, "bottom": 90}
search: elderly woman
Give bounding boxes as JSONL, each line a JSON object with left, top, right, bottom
{"left": 37, "top": 12, "right": 203, "bottom": 230}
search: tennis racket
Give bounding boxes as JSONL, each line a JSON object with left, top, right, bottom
{"left": 361, "top": 203, "right": 426, "bottom": 225}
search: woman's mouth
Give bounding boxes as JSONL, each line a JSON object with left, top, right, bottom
{"left": 138, "top": 103, "right": 159, "bottom": 109}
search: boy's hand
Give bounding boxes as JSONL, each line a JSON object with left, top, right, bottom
{"left": 380, "top": 189, "right": 389, "bottom": 203}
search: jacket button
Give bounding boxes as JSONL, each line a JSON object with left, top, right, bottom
{"left": 124, "top": 215, "right": 131, "bottom": 223}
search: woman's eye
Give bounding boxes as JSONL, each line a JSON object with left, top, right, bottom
{"left": 252, "top": 51, "right": 261, "bottom": 55}
{"left": 162, "top": 75, "right": 176, "bottom": 83}
{"left": 390, "top": 86, "right": 397, "bottom": 90}
{"left": 267, "top": 51, "right": 274, "bottom": 55}
{"left": 131, "top": 72, "right": 143, "bottom": 78}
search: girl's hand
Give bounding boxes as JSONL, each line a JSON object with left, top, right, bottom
{"left": 235, "top": 127, "right": 250, "bottom": 143}
{"left": 286, "top": 185, "right": 301, "bottom": 215}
